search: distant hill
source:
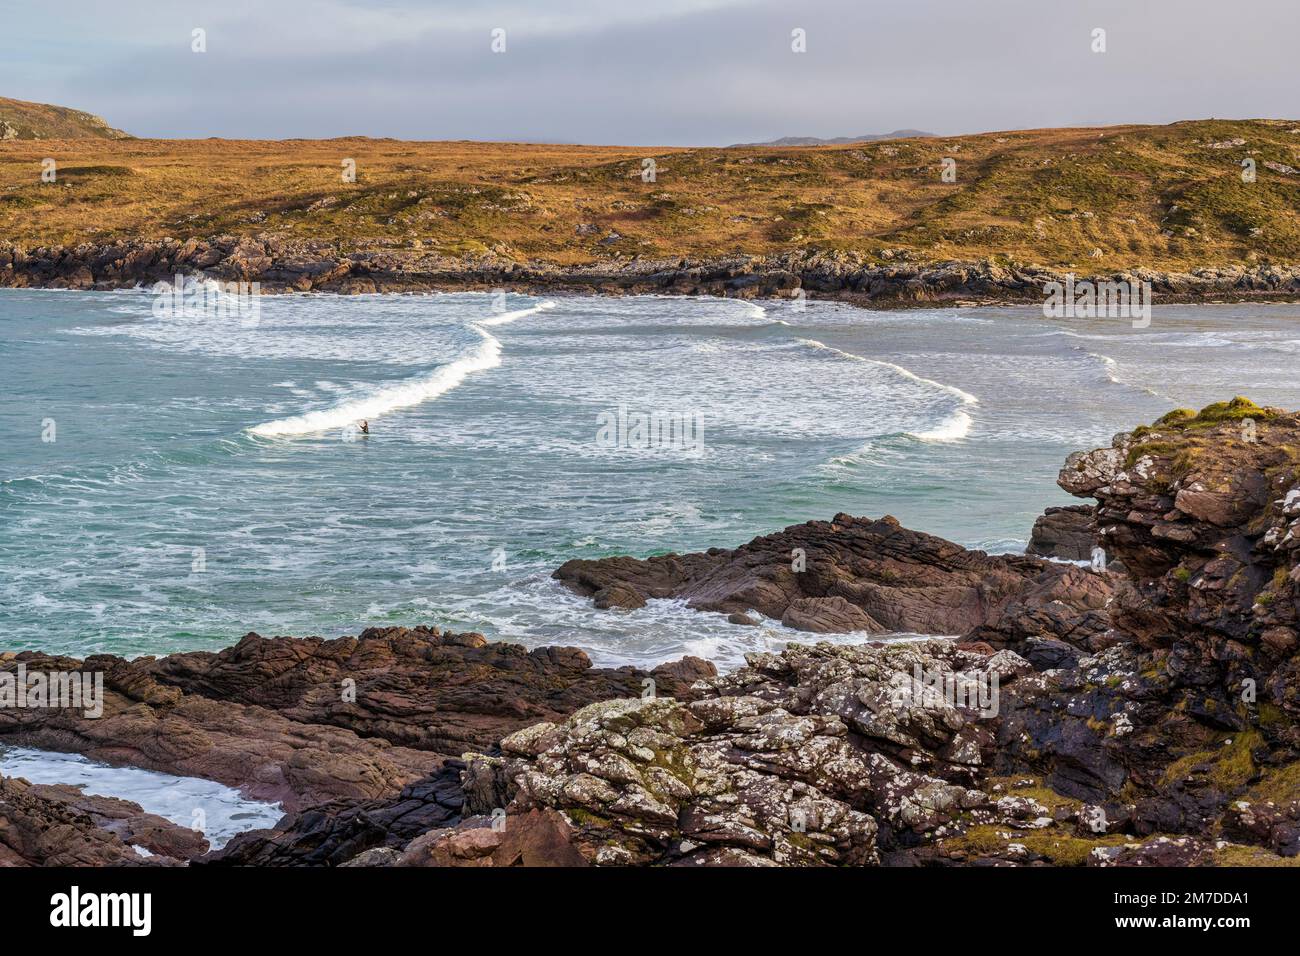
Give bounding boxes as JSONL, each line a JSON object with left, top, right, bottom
{"left": 728, "top": 130, "right": 935, "bottom": 147}
{"left": 0, "top": 96, "right": 131, "bottom": 140}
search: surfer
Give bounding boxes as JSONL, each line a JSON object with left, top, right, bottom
{"left": 359, "top": 420, "right": 369, "bottom": 435}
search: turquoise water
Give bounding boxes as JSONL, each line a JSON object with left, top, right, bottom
{"left": 4, "top": 289, "right": 1300, "bottom": 669}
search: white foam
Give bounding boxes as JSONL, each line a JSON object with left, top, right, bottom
{"left": 866, "top": 356, "right": 979, "bottom": 406}
{"left": 1073, "top": 346, "right": 1165, "bottom": 399}
{"left": 795, "top": 336, "right": 977, "bottom": 443}
{"left": 0, "top": 745, "right": 282, "bottom": 850}
{"left": 907, "top": 408, "right": 973, "bottom": 442}
{"left": 477, "top": 300, "right": 555, "bottom": 327}
{"left": 795, "top": 337, "right": 979, "bottom": 405}
{"left": 248, "top": 302, "right": 554, "bottom": 437}
{"left": 822, "top": 441, "right": 877, "bottom": 471}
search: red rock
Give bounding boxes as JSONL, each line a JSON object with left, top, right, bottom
{"left": 398, "top": 809, "right": 588, "bottom": 867}
{"left": 0, "top": 627, "right": 713, "bottom": 814}
{"left": 0, "top": 776, "right": 176, "bottom": 866}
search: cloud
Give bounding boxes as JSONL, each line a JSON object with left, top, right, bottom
{"left": 2, "top": 0, "right": 1296, "bottom": 144}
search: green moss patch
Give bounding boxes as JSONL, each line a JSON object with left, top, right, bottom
{"left": 1161, "top": 728, "right": 1263, "bottom": 790}
{"left": 985, "top": 776, "right": 1084, "bottom": 813}
{"left": 1246, "top": 761, "right": 1300, "bottom": 804}
{"left": 945, "top": 824, "right": 1133, "bottom": 866}
{"left": 1213, "top": 844, "right": 1300, "bottom": 866}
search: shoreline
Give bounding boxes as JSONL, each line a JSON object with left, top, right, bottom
{"left": 5, "top": 237, "right": 1300, "bottom": 307}
{"left": 6, "top": 267, "right": 1300, "bottom": 865}
{"left": 3, "top": 403, "right": 1300, "bottom": 866}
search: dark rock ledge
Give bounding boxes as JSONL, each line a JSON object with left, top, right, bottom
{"left": 3, "top": 399, "right": 1300, "bottom": 866}
{"left": 553, "top": 512, "right": 1117, "bottom": 657}
{"left": 4, "top": 236, "right": 1300, "bottom": 305}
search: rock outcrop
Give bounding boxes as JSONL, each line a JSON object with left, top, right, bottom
{"left": 0, "top": 776, "right": 195, "bottom": 866}
{"left": 0, "top": 95, "right": 132, "bottom": 141}
{"left": 24, "top": 783, "right": 210, "bottom": 861}
{"left": 0, "top": 626, "right": 713, "bottom": 864}
{"left": 977, "top": 398, "right": 1300, "bottom": 860}
{"left": 0, "top": 627, "right": 712, "bottom": 813}
{"left": 396, "top": 808, "right": 590, "bottom": 867}
{"left": 0, "top": 650, "right": 433, "bottom": 813}
{"left": 141, "top": 626, "right": 713, "bottom": 757}
{"left": 555, "top": 513, "right": 1116, "bottom": 653}
{"left": 202, "top": 763, "right": 466, "bottom": 867}
{"left": 461, "top": 639, "right": 1028, "bottom": 866}
{"left": 1027, "top": 504, "right": 1099, "bottom": 561}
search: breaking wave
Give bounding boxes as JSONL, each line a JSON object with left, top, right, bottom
{"left": 795, "top": 337, "right": 978, "bottom": 442}
{"left": 247, "top": 302, "right": 554, "bottom": 437}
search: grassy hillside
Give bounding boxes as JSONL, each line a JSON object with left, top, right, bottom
{"left": 0, "top": 96, "right": 131, "bottom": 141}
{"left": 2, "top": 119, "right": 1299, "bottom": 270}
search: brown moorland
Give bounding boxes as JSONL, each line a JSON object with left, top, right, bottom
{"left": 2, "top": 118, "right": 1299, "bottom": 271}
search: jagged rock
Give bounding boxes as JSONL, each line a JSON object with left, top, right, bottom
{"left": 22, "top": 783, "right": 209, "bottom": 860}
{"left": 397, "top": 809, "right": 588, "bottom": 867}
{"left": 200, "top": 763, "right": 465, "bottom": 866}
{"left": 338, "top": 846, "right": 401, "bottom": 866}
{"left": 145, "top": 626, "right": 712, "bottom": 755}
{"left": 986, "top": 398, "right": 1300, "bottom": 833}
{"left": 781, "top": 595, "right": 883, "bottom": 633}
{"left": 967, "top": 564, "right": 1116, "bottom": 654}
{"left": 0, "top": 776, "right": 179, "bottom": 866}
{"left": 1088, "top": 836, "right": 1213, "bottom": 867}
{"left": 555, "top": 513, "right": 1113, "bottom": 643}
{"left": 1028, "top": 504, "right": 1102, "bottom": 562}
{"left": 0, "top": 627, "right": 712, "bottom": 813}
{"left": 441, "top": 640, "right": 1049, "bottom": 866}
{"left": 1060, "top": 399, "right": 1300, "bottom": 668}
{"left": 0, "top": 650, "right": 434, "bottom": 812}
{"left": 1222, "top": 797, "right": 1300, "bottom": 856}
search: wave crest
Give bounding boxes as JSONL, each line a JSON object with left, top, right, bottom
{"left": 247, "top": 301, "right": 553, "bottom": 437}
{"left": 795, "top": 337, "right": 977, "bottom": 443}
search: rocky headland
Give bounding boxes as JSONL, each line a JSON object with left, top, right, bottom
{"left": 5, "top": 236, "right": 1300, "bottom": 306}
{"left": 5, "top": 117, "right": 1300, "bottom": 308}
{"left": 3, "top": 397, "right": 1299, "bottom": 866}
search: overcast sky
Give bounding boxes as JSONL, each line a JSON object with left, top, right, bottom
{"left": 3, "top": 0, "right": 1295, "bottom": 145}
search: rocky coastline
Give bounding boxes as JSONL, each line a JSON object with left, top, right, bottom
{"left": 3, "top": 398, "right": 1300, "bottom": 866}
{"left": 5, "top": 235, "right": 1300, "bottom": 306}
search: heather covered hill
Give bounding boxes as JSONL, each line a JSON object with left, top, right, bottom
{"left": 0, "top": 96, "right": 131, "bottom": 142}
{"left": 2, "top": 118, "right": 1299, "bottom": 272}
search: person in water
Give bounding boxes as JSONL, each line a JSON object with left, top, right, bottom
{"left": 359, "top": 420, "right": 369, "bottom": 435}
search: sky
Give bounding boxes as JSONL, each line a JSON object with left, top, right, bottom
{"left": 2, "top": 0, "right": 1295, "bottom": 145}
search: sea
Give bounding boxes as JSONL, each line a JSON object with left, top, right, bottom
{"left": 5, "top": 287, "right": 1300, "bottom": 833}
{"left": 5, "top": 289, "right": 1300, "bottom": 671}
